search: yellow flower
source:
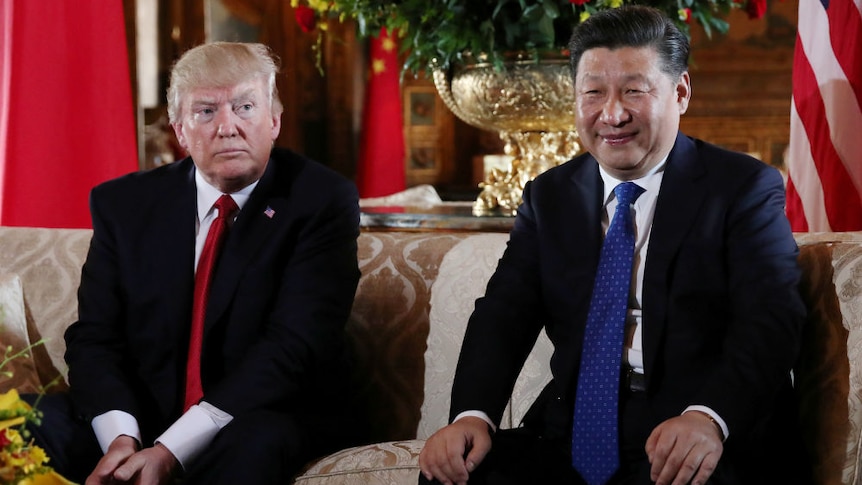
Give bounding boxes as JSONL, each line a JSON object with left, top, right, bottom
{"left": 307, "top": 0, "right": 330, "bottom": 13}
{"left": 580, "top": 11, "right": 591, "bottom": 22}
{"left": 28, "top": 445, "right": 48, "bottom": 467}
{"left": 0, "top": 389, "right": 31, "bottom": 430}
{"left": 19, "top": 471, "right": 77, "bottom": 485}
{"left": 608, "top": 0, "right": 623, "bottom": 8}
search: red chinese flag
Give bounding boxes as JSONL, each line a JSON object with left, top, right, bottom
{"left": 355, "top": 28, "right": 406, "bottom": 198}
{"left": 786, "top": 0, "right": 862, "bottom": 231}
{"left": 0, "top": 0, "right": 138, "bottom": 228}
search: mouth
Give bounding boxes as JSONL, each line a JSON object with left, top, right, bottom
{"left": 600, "top": 133, "right": 635, "bottom": 146}
{"left": 215, "top": 148, "right": 247, "bottom": 157}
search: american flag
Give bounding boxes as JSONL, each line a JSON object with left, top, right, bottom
{"left": 785, "top": 0, "right": 862, "bottom": 232}
{"left": 264, "top": 206, "right": 275, "bottom": 219}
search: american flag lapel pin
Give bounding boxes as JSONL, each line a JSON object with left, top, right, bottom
{"left": 264, "top": 206, "right": 275, "bottom": 219}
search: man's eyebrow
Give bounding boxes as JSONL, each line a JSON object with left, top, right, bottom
{"left": 189, "top": 96, "right": 217, "bottom": 108}
{"left": 230, "top": 89, "right": 258, "bottom": 103}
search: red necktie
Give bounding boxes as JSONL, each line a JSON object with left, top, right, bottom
{"left": 184, "top": 194, "right": 239, "bottom": 411}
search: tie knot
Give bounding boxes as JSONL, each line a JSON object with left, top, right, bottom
{"left": 214, "top": 194, "right": 239, "bottom": 220}
{"left": 613, "top": 182, "right": 644, "bottom": 208}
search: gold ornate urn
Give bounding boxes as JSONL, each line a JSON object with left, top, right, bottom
{"left": 433, "top": 52, "right": 580, "bottom": 215}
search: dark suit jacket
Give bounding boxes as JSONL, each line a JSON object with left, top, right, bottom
{"left": 64, "top": 147, "right": 360, "bottom": 445}
{"left": 450, "top": 133, "right": 809, "bottom": 480}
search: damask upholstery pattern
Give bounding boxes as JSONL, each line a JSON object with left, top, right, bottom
{"left": 422, "top": 233, "right": 553, "bottom": 439}
{"left": 0, "top": 273, "right": 41, "bottom": 394}
{"left": 0, "top": 227, "right": 860, "bottom": 484}
{"left": 294, "top": 441, "right": 423, "bottom": 485}
{"left": 348, "top": 232, "right": 467, "bottom": 443}
{"left": 824, "top": 241, "right": 862, "bottom": 485}
{"left": 794, "top": 232, "right": 862, "bottom": 485}
{"left": 0, "top": 227, "right": 91, "bottom": 391}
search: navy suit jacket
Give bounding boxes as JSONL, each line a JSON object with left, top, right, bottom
{"left": 65, "top": 147, "right": 360, "bottom": 443}
{"left": 451, "top": 133, "right": 808, "bottom": 475}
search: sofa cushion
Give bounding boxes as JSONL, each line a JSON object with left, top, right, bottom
{"left": 293, "top": 440, "right": 422, "bottom": 485}
{"left": 0, "top": 273, "right": 41, "bottom": 394}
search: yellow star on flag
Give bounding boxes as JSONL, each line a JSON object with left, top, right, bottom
{"left": 381, "top": 37, "right": 396, "bottom": 53}
{"left": 372, "top": 58, "right": 386, "bottom": 75}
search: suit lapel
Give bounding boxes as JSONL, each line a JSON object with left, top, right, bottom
{"left": 641, "top": 133, "right": 708, "bottom": 381}
{"left": 558, "top": 158, "right": 603, "bottom": 392}
{"left": 204, "top": 159, "right": 282, "bottom": 332}
{"left": 569, "top": 158, "right": 604, "bottom": 258}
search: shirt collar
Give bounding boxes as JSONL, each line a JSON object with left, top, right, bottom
{"left": 598, "top": 154, "right": 668, "bottom": 206}
{"left": 195, "top": 170, "right": 259, "bottom": 222}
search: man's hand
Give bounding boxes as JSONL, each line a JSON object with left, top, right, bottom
{"left": 418, "top": 416, "right": 493, "bottom": 485}
{"left": 86, "top": 435, "right": 139, "bottom": 485}
{"left": 645, "top": 412, "right": 723, "bottom": 485}
{"left": 86, "top": 436, "right": 179, "bottom": 485}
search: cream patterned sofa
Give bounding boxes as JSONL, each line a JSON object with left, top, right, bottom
{"left": 0, "top": 226, "right": 859, "bottom": 485}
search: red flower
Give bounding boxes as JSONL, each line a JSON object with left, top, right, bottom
{"left": 569, "top": 0, "right": 589, "bottom": 5}
{"left": 0, "top": 429, "right": 10, "bottom": 448}
{"left": 679, "top": 8, "right": 692, "bottom": 23}
{"left": 746, "top": 0, "right": 767, "bottom": 19}
{"left": 294, "top": 5, "right": 317, "bottom": 33}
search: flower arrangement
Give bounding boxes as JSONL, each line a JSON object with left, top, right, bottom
{"left": 292, "top": 0, "right": 768, "bottom": 73}
{"left": 0, "top": 340, "right": 71, "bottom": 485}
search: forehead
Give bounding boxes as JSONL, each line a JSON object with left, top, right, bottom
{"left": 182, "top": 77, "right": 267, "bottom": 106}
{"left": 576, "top": 46, "right": 661, "bottom": 81}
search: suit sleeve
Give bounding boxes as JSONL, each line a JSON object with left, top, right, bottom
{"left": 65, "top": 182, "right": 146, "bottom": 420}
{"left": 449, "top": 180, "right": 551, "bottom": 425}
{"left": 683, "top": 164, "right": 806, "bottom": 436}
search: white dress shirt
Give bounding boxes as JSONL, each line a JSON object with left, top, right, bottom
{"left": 91, "top": 170, "right": 259, "bottom": 468}
{"left": 456, "top": 155, "right": 729, "bottom": 441}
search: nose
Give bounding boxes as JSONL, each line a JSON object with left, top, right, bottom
{"left": 216, "top": 110, "right": 238, "bottom": 137}
{"left": 599, "top": 94, "right": 629, "bottom": 126}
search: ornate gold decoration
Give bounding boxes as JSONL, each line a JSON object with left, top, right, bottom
{"left": 433, "top": 53, "right": 580, "bottom": 215}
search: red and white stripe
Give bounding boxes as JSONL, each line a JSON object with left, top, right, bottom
{"left": 786, "top": 0, "right": 862, "bottom": 232}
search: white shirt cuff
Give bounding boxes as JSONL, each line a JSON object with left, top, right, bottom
{"left": 155, "top": 402, "right": 234, "bottom": 469}
{"left": 683, "top": 405, "right": 729, "bottom": 441}
{"left": 91, "top": 410, "right": 142, "bottom": 454}
{"left": 452, "top": 410, "right": 497, "bottom": 432}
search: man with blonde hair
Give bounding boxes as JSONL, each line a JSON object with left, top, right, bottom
{"left": 30, "top": 42, "right": 362, "bottom": 485}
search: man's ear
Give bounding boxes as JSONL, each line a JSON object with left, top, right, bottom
{"left": 171, "top": 123, "right": 187, "bottom": 150}
{"left": 270, "top": 112, "right": 282, "bottom": 142}
{"left": 677, "top": 72, "right": 692, "bottom": 115}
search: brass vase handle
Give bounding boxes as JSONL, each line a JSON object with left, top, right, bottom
{"left": 431, "top": 67, "right": 484, "bottom": 129}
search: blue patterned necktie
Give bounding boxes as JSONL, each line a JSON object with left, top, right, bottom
{"left": 572, "top": 181, "right": 645, "bottom": 485}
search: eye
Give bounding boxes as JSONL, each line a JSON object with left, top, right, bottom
{"left": 235, "top": 103, "right": 255, "bottom": 117}
{"left": 193, "top": 107, "right": 215, "bottom": 121}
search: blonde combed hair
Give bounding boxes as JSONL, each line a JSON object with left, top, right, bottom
{"left": 167, "top": 42, "right": 283, "bottom": 124}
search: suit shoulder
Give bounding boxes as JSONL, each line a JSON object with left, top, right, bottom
{"left": 91, "top": 158, "right": 192, "bottom": 201}
{"left": 529, "top": 151, "right": 595, "bottom": 188}
{"left": 268, "top": 147, "right": 358, "bottom": 201}
{"left": 689, "top": 136, "right": 776, "bottom": 176}
{"left": 680, "top": 135, "right": 786, "bottom": 197}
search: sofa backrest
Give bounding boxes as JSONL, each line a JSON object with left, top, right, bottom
{"left": 0, "top": 226, "right": 91, "bottom": 392}
{"left": 794, "top": 232, "right": 862, "bottom": 485}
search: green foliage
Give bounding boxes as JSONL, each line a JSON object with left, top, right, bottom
{"left": 309, "top": 0, "right": 757, "bottom": 74}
